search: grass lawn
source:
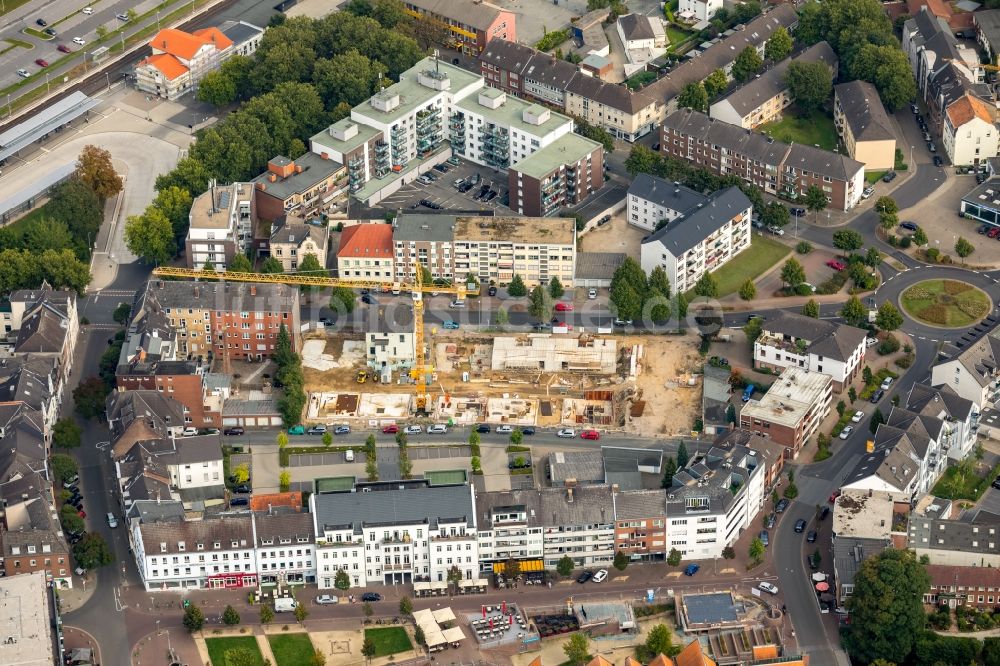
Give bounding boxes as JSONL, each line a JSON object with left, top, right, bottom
{"left": 901, "top": 279, "right": 991, "bottom": 328}
{"left": 666, "top": 25, "right": 692, "bottom": 45}
{"left": 365, "top": 627, "right": 413, "bottom": 657}
{"left": 759, "top": 110, "right": 838, "bottom": 152}
{"left": 22, "top": 27, "right": 53, "bottom": 40}
{"left": 865, "top": 171, "right": 887, "bottom": 184}
{"left": 205, "top": 636, "right": 265, "bottom": 666}
{"left": 932, "top": 462, "right": 1000, "bottom": 501}
{"left": 626, "top": 71, "right": 657, "bottom": 90}
{"left": 708, "top": 234, "right": 790, "bottom": 297}
{"left": 268, "top": 633, "right": 316, "bottom": 666}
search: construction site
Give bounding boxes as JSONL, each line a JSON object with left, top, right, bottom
{"left": 299, "top": 328, "right": 705, "bottom": 436}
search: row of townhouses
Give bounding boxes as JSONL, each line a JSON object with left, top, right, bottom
{"left": 120, "top": 429, "right": 785, "bottom": 591}
{"left": 0, "top": 288, "right": 81, "bottom": 588}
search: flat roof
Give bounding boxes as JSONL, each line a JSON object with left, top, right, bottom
{"left": 0, "top": 91, "right": 100, "bottom": 162}
{"left": 311, "top": 118, "right": 383, "bottom": 156}
{"left": 0, "top": 570, "right": 57, "bottom": 666}
{"left": 575, "top": 252, "right": 625, "bottom": 280}
{"left": 455, "top": 91, "right": 572, "bottom": 138}
{"left": 189, "top": 182, "right": 252, "bottom": 230}
{"left": 833, "top": 489, "right": 894, "bottom": 540}
{"left": 683, "top": 592, "right": 742, "bottom": 625}
{"left": 453, "top": 215, "right": 575, "bottom": 245}
{"left": 352, "top": 58, "right": 481, "bottom": 127}
{"left": 0, "top": 162, "right": 75, "bottom": 218}
{"left": 511, "top": 133, "right": 602, "bottom": 180}
{"left": 740, "top": 368, "right": 832, "bottom": 428}
{"left": 250, "top": 152, "right": 344, "bottom": 201}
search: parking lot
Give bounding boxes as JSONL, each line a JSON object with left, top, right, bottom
{"left": 376, "top": 157, "right": 516, "bottom": 215}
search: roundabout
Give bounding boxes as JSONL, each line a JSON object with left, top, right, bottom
{"left": 899, "top": 278, "right": 991, "bottom": 328}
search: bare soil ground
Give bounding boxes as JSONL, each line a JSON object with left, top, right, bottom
{"left": 627, "top": 332, "right": 704, "bottom": 437}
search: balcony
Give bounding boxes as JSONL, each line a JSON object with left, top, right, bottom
{"left": 383, "top": 561, "right": 412, "bottom": 571}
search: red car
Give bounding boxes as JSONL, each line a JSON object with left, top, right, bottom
{"left": 989, "top": 227, "right": 1000, "bottom": 239}
{"left": 826, "top": 260, "right": 846, "bottom": 271}
{"left": 580, "top": 429, "right": 600, "bottom": 440}
{"left": 35, "top": 58, "right": 49, "bottom": 67}
{"left": 381, "top": 424, "right": 399, "bottom": 434}
{"left": 57, "top": 44, "right": 71, "bottom": 53}
{"left": 554, "top": 302, "right": 574, "bottom": 312}
{"left": 78, "top": 510, "right": 86, "bottom": 518}
{"left": 829, "top": 490, "right": 841, "bottom": 504}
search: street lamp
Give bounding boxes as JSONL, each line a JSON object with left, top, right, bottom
{"left": 156, "top": 10, "right": 160, "bottom": 29}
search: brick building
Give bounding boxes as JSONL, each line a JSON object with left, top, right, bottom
{"left": 402, "top": 0, "right": 515, "bottom": 55}
{"left": 739, "top": 368, "right": 833, "bottom": 459}
{"left": 251, "top": 154, "right": 346, "bottom": 223}
{"left": 611, "top": 489, "right": 666, "bottom": 562}
{"left": 507, "top": 133, "right": 604, "bottom": 216}
{"left": 114, "top": 359, "right": 217, "bottom": 428}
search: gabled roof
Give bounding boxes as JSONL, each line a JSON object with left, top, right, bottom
{"left": 834, "top": 80, "right": 895, "bottom": 142}
{"left": 641, "top": 186, "right": 752, "bottom": 257}
{"left": 148, "top": 27, "right": 231, "bottom": 60}
{"left": 674, "top": 640, "right": 717, "bottom": 666}
{"left": 337, "top": 223, "right": 394, "bottom": 259}
{"left": 613, "top": 489, "right": 666, "bottom": 520}
{"left": 906, "top": 383, "right": 974, "bottom": 422}
{"left": 619, "top": 14, "right": 655, "bottom": 41}
{"left": 15, "top": 301, "right": 69, "bottom": 355}
{"left": 269, "top": 217, "right": 329, "bottom": 249}
{"left": 0, "top": 355, "right": 56, "bottom": 413}
{"left": 142, "top": 54, "right": 189, "bottom": 80}
{"left": 565, "top": 73, "right": 656, "bottom": 115}
{"left": 758, "top": 311, "right": 866, "bottom": 363}
{"left": 404, "top": 0, "right": 510, "bottom": 31}
{"left": 946, "top": 93, "right": 995, "bottom": 128}
{"left": 139, "top": 515, "right": 253, "bottom": 555}
{"left": 0, "top": 403, "right": 47, "bottom": 479}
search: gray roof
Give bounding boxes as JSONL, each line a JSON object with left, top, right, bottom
{"left": 575, "top": 252, "right": 626, "bottom": 281}
{"left": 977, "top": 9, "right": 1000, "bottom": 49}
{"left": 785, "top": 142, "right": 866, "bottom": 182}
{"left": 253, "top": 511, "right": 314, "bottom": 545}
{"left": 760, "top": 311, "right": 867, "bottom": 363}
{"left": 477, "top": 486, "right": 616, "bottom": 528}
{"left": 0, "top": 355, "right": 57, "bottom": 413}
{"left": 641, "top": 186, "right": 751, "bottom": 257}
{"left": 834, "top": 80, "right": 894, "bottom": 142}
{"left": 313, "top": 484, "right": 475, "bottom": 531}
{"left": 137, "top": 278, "right": 299, "bottom": 315}
{"left": 628, "top": 172, "right": 708, "bottom": 213}
{"left": 714, "top": 41, "right": 836, "bottom": 118}
{"left": 15, "top": 301, "right": 70, "bottom": 355}
{"left": 833, "top": 536, "right": 889, "bottom": 592}
{"left": 842, "top": 406, "right": 937, "bottom": 491}
{"left": 0, "top": 91, "right": 100, "bottom": 162}
{"left": 139, "top": 515, "right": 254, "bottom": 554}
{"left": 547, "top": 450, "right": 605, "bottom": 485}
{"left": 393, "top": 213, "right": 457, "bottom": 243}
{"left": 566, "top": 73, "right": 656, "bottom": 114}
{"left": 939, "top": 323, "right": 1000, "bottom": 389}
{"left": 405, "top": 0, "right": 508, "bottom": 31}
{"left": 614, "top": 489, "right": 666, "bottom": 520}
{"left": 251, "top": 152, "right": 343, "bottom": 202}
{"left": 126, "top": 499, "right": 186, "bottom": 524}
{"left": 682, "top": 592, "right": 744, "bottom": 625}
{"left": 219, "top": 20, "right": 263, "bottom": 46}
{"left": 703, "top": 364, "right": 732, "bottom": 428}
{"left": 908, "top": 515, "right": 1000, "bottom": 555}
{"left": 0, "top": 403, "right": 47, "bottom": 478}
{"left": 906, "top": 383, "right": 974, "bottom": 423}
{"left": 270, "top": 218, "right": 329, "bottom": 249}
{"left": 619, "top": 14, "right": 655, "bottom": 41}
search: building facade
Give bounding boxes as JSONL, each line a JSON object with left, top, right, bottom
{"left": 931, "top": 326, "right": 1000, "bottom": 409}
{"left": 612, "top": 489, "right": 667, "bottom": 562}
{"left": 507, "top": 133, "right": 604, "bottom": 216}
{"left": 268, "top": 217, "right": 330, "bottom": 272}
{"left": 739, "top": 368, "right": 833, "bottom": 459}
{"left": 134, "top": 27, "right": 234, "bottom": 100}
{"left": 337, "top": 223, "right": 395, "bottom": 280}
{"left": 185, "top": 182, "right": 254, "bottom": 269}
{"left": 401, "top": 0, "right": 515, "bottom": 55}
{"left": 251, "top": 154, "right": 346, "bottom": 223}
{"left": 833, "top": 80, "right": 896, "bottom": 172}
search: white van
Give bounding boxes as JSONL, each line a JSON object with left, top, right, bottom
{"left": 107, "top": 513, "right": 118, "bottom": 528}
{"left": 274, "top": 598, "right": 298, "bottom": 613}
{"left": 344, "top": 449, "right": 355, "bottom": 462}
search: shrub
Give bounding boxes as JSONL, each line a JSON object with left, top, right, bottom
{"left": 877, "top": 334, "right": 900, "bottom": 356}
{"left": 796, "top": 241, "right": 813, "bottom": 254}
{"left": 900, "top": 236, "right": 912, "bottom": 249}
{"left": 895, "top": 354, "right": 914, "bottom": 369}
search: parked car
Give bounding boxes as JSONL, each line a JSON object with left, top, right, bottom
{"left": 182, "top": 427, "right": 198, "bottom": 436}
{"left": 107, "top": 513, "right": 118, "bottom": 528}
{"left": 557, "top": 428, "right": 575, "bottom": 438}
{"left": 591, "top": 569, "right": 608, "bottom": 583}
{"left": 224, "top": 427, "right": 245, "bottom": 436}
{"left": 233, "top": 484, "right": 251, "bottom": 494}
{"left": 44, "top": 28, "right": 55, "bottom": 36}
{"left": 521, "top": 427, "right": 535, "bottom": 435}
{"left": 865, "top": 337, "right": 878, "bottom": 347}
{"left": 839, "top": 425, "right": 854, "bottom": 440}
{"left": 334, "top": 425, "right": 351, "bottom": 435}
{"left": 764, "top": 513, "right": 776, "bottom": 529}
{"left": 851, "top": 411, "right": 865, "bottom": 423}
{"left": 775, "top": 499, "right": 789, "bottom": 514}
{"left": 427, "top": 424, "right": 447, "bottom": 434}
{"left": 613, "top": 318, "right": 632, "bottom": 326}
{"left": 588, "top": 288, "right": 597, "bottom": 299}
{"left": 807, "top": 530, "right": 818, "bottom": 543}
{"left": 36, "top": 18, "right": 47, "bottom": 26}
{"left": 476, "top": 424, "right": 491, "bottom": 433}
{"left": 789, "top": 207, "right": 806, "bottom": 217}
{"left": 900, "top": 221, "right": 919, "bottom": 232}
{"left": 684, "top": 563, "right": 700, "bottom": 576}
{"left": 403, "top": 425, "right": 422, "bottom": 434}
{"left": 794, "top": 519, "right": 807, "bottom": 533}
{"left": 826, "top": 260, "right": 847, "bottom": 271}
{"left": 862, "top": 186, "right": 875, "bottom": 199}
{"left": 880, "top": 376, "right": 894, "bottom": 390}
{"left": 58, "top": 44, "right": 71, "bottom": 53}
{"left": 288, "top": 425, "right": 306, "bottom": 435}
{"left": 882, "top": 171, "right": 897, "bottom": 183}
{"left": 449, "top": 299, "right": 466, "bottom": 309}
{"left": 554, "top": 302, "right": 574, "bottom": 311}
{"left": 580, "top": 429, "right": 600, "bottom": 440}
{"left": 487, "top": 286, "right": 498, "bottom": 296}
{"left": 759, "top": 582, "right": 779, "bottom": 595}
{"left": 116, "top": 13, "right": 130, "bottom": 21}
{"left": 447, "top": 156, "right": 461, "bottom": 166}
{"left": 307, "top": 425, "right": 327, "bottom": 435}
{"left": 829, "top": 490, "right": 841, "bottom": 503}
{"left": 315, "top": 595, "right": 339, "bottom": 605}
{"left": 72, "top": 37, "right": 86, "bottom": 45}
{"left": 767, "top": 225, "right": 785, "bottom": 236}
{"left": 361, "top": 293, "right": 376, "bottom": 304}
{"left": 934, "top": 155, "right": 943, "bottom": 167}
{"left": 993, "top": 476, "right": 1000, "bottom": 490}
{"left": 382, "top": 424, "right": 399, "bottom": 434}
{"left": 35, "top": 58, "right": 49, "bottom": 67}
{"left": 442, "top": 320, "right": 459, "bottom": 329}
{"left": 433, "top": 163, "right": 449, "bottom": 173}
{"left": 496, "top": 425, "right": 513, "bottom": 434}
{"left": 82, "top": 6, "right": 94, "bottom": 14}
{"left": 576, "top": 571, "right": 592, "bottom": 583}
{"left": 759, "top": 530, "right": 769, "bottom": 547}
{"left": 360, "top": 592, "right": 382, "bottom": 602}
{"left": 63, "top": 475, "right": 79, "bottom": 489}
{"left": 16, "top": 69, "right": 29, "bottom": 78}
{"left": 819, "top": 506, "right": 830, "bottom": 520}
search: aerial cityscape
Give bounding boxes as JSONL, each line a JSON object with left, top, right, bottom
{"left": 2, "top": 0, "right": 1000, "bottom": 664}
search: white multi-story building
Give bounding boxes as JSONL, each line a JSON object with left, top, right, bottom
{"left": 311, "top": 483, "right": 479, "bottom": 588}
{"left": 664, "top": 437, "right": 772, "bottom": 560}
{"left": 942, "top": 94, "right": 999, "bottom": 167}
{"left": 637, "top": 181, "right": 752, "bottom": 294}
{"left": 453, "top": 216, "right": 576, "bottom": 287}
{"left": 253, "top": 512, "right": 317, "bottom": 586}
{"left": 134, "top": 27, "right": 235, "bottom": 100}
{"left": 678, "top": 0, "right": 722, "bottom": 22}
{"left": 336, "top": 224, "right": 395, "bottom": 280}
{"left": 753, "top": 312, "right": 867, "bottom": 393}
{"left": 185, "top": 182, "right": 254, "bottom": 270}
{"left": 365, "top": 330, "right": 415, "bottom": 372}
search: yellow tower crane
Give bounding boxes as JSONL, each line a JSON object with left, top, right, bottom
{"left": 150, "top": 266, "right": 478, "bottom": 414}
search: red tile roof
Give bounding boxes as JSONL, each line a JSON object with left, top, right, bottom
{"left": 947, "top": 94, "right": 995, "bottom": 128}
{"left": 142, "top": 54, "right": 188, "bottom": 80}
{"left": 148, "top": 27, "right": 231, "bottom": 61}
{"left": 337, "top": 223, "right": 394, "bottom": 259}
{"left": 927, "top": 564, "right": 1000, "bottom": 589}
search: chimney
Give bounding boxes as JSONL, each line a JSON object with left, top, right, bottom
{"left": 295, "top": 164, "right": 303, "bottom": 174}
{"left": 256, "top": 183, "right": 265, "bottom": 191}
{"left": 567, "top": 488, "right": 574, "bottom": 502}
{"left": 269, "top": 174, "right": 277, "bottom": 183}
{"left": 250, "top": 286, "right": 257, "bottom": 296}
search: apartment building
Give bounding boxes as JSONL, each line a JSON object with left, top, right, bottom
{"left": 664, "top": 431, "right": 775, "bottom": 560}
{"left": 392, "top": 214, "right": 455, "bottom": 284}
{"left": 251, "top": 154, "right": 346, "bottom": 223}
{"left": 106, "top": 390, "right": 187, "bottom": 458}
{"left": 906, "top": 383, "right": 978, "bottom": 461}
{"left": 925, "top": 565, "right": 1000, "bottom": 609}
{"left": 134, "top": 27, "right": 233, "bottom": 100}
{"left": 0, "top": 497, "right": 71, "bottom": 587}
{"left": 474, "top": 494, "right": 545, "bottom": 570}
{"left": 311, "top": 482, "right": 479, "bottom": 588}
{"left": 267, "top": 217, "right": 330, "bottom": 272}
{"left": 679, "top": 0, "right": 723, "bottom": 22}
{"left": 943, "top": 93, "right": 999, "bottom": 167}
{"left": 8, "top": 288, "right": 78, "bottom": 387}
{"left": 612, "top": 489, "right": 666, "bottom": 562}
{"left": 709, "top": 42, "right": 837, "bottom": 129}
{"left": 508, "top": 133, "right": 604, "bottom": 216}
{"left": 908, "top": 512, "right": 1000, "bottom": 568}
{"left": 218, "top": 20, "right": 264, "bottom": 58}
{"left": 185, "top": 182, "right": 254, "bottom": 269}
{"left": 832, "top": 80, "right": 896, "bottom": 172}
{"left": 931, "top": 325, "right": 1000, "bottom": 409}
{"left": 115, "top": 358, "right": 217, "bottom": 429}
{"left": 401, "top": 0, "right": 515, "bottom": 55}
{"left": 0, "top": 355, "right": 61, "bottom": 432}
{"left": 132, "top": 279, "right": 301, "bottom": 362}
{"left": 366, "top": 330, "right": 416, "bottom": 372}
{"left": 336, "top": 223, "right": 395, "bottom": 280}
{"left": 114, "top": 436, "right": 225, "bottom": 505}
{"left": 0, "top": 571, "right": 62, "bottom": 666}
{"left": 253, "top": 511, "right": 317, "bottom": 586}
{"left": 739, "top": 368, "right": 833, "bottom": 459}
{"left": 752, "top": 312, "right": 867, "bottom": 393}
{"left": 661, "top": 109, "right": 865, "bottom": 211}
{"left": 454, "top": 216, "right": 576, "bottom": 288}
{"left": 638, "top": 183, "right": 752, "bottom": 294}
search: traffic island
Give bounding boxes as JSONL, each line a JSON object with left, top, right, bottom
{"left": 900, "top": 279, "right": 991, "bottom": 328}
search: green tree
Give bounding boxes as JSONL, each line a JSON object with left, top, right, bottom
{"left": 294, "top": 601, "right": 308, "bottom": 623}
{"left": 124, "top": 207, "right": 175, "bottom": 265}
{"left": 296, "top": 253, "right": 326, "bottom": 293}
{"left": 780, "top": 258, "right": 806, "bottom": 288}
{"left": 849, "top": 386, "right": 858, "bottom": 403}
{"left": 573, "top": 115, "right": 616, "bottom": 153}
{"left": 528, "top": 284, "right": 551, "bottom": 320}
{"left": 60, "top": 505, "right": 85, "bottom": 535}
{"left": 802, "top": 299, "right": 820, "bottom": 318}
{"left": 261, "top": 256, "right": 284, "bottom": 274}
{"left": 197, "top": 70, "right": 238, "bottom": 108}
{"left": 841, "top": 295, "right": 867, "bottom": 327}
{"left": 704, "top": 68, "right": 728, "bottom": 98}
{"left": 72, "top": 533, "right": 113, "bottom": 569}
{"left": 73, "top": 377, "right": 107, "bottom": 419}
{"left": 222, "top": 604, "right": 241, "bottom": 625}
{"left": 737, "top": 279, "right": 758, "bottom": 302}
{"left": 509, "top": 429, "right": 523, "bottom": 447}
{"left": 693, "top": 272, "right": 720, "bottom": 298}
{"left": 744, "top": 317, "right": 763, "bottom": 344}
{"left": 399, "top": 595, "right": 413, "bottom": 615}
{"left": 676, "top": 441, "right": 689, "bottom": 468}
{"left": 202, "top": 258, "right": 216, "bottom": 274}
{"left": 912, "top": 227, "right": 928, "bottom": 246}
{"left": 870, "top": 407, "right": 885, "bottom": 435}
{"left": 112, "top": 302, "right": 132, "bottom": 325}
{"left": 836, "top": 400, "right": 846, "bottom": 417}
{"left": 53, "top": 418, "right": 82, "bottom": 449}
{"left": 955, "top": 237, "right": 975, "bottom": 259}
{"left": 613, "top": 549, "right": 629, "bottom": 571}
{"left": 765, "top": 26, "right": 792, "bottom": 61}
{"left": 329, "top": 286, "right": 356, "bottom": 313}
{"left": 507, "top": 274, "right": 527, "bottom": 297}
{"left": 322, "top": 431, "right": 333, "bottom": 447}
{"left": 785, "top": 60, "right": 834, "bottom": 114}
{"left": 51, "top": 454, "right": 78, "bottom": 486}
{"left": 760, "top": 200, "right": 790, "bottom": 229}
{"left": 183, "top": 603, "right": 205, "bottom": 632}
{"left": 677, "top": 82, "right": 709, "bottom": 112}
{"left": 231, "top": 464, "right": 250, "bottom": 485}
{"left": 833, "top": 229, "right": 865, "bottom": 253}
{"left": 667, "top": 548, "right": 682, "bottom": 566}
{"left": 279, "top": 471, "right": 291, "bottom": 492}
{"left": 804, "top": 185, "right": 829, "bottom": 221}
{"left": 334, "top": 569, "right": 351, "bottom": 590}
{"left": 76, "top": 145, "right": 123, "bottom": 199}
{"left": 361, "top": 637, "right": 377, "bottom": 663}
{"left": 875, "top": 196, "right": 898, "bottom": 215}
{"left": 563, "top": 633, "right": 591, "bottom": 665}
{"left": 549, "top": 276, "right": 565, "bottom": 299}
{"left": 259, "top": 604, "right": 274, "bottom": 625}
{"left": 749, "top": 536, "right": 765, "bottom": 564}
{"left": 643, "top": 624, "right": 681, "bottom": 659}
{"left": 876, "top": 302, "right": 903, "bottom": 331}
{"left": 732, "top": 45, "right": 763, "bottom": 83}
{"left": 557, "top": 554, "right": 575, "bottom": 576}
{"left": 661, "top": 456, "right": 677, "bottom": 488}
{"left": 844, "top": 549, "right": 930, "bottom": 664}
{"left": 314, "top": 49, "right": 389, "bottom": 108}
